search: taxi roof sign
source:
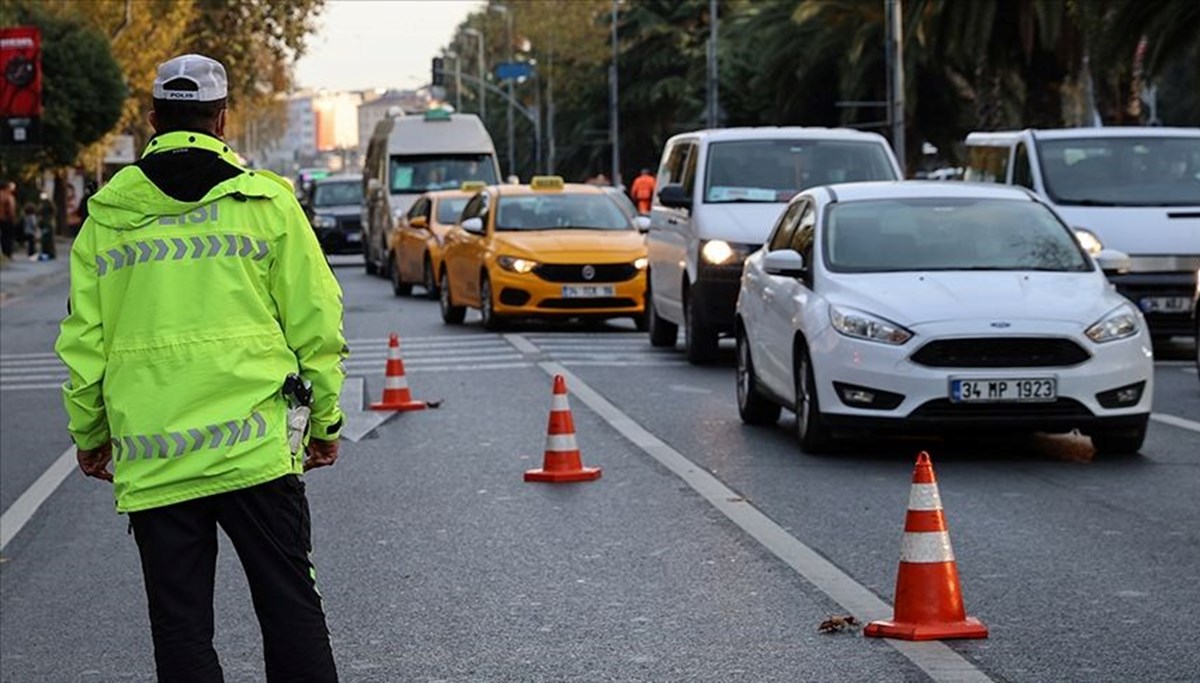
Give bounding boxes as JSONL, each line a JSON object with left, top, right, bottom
{"left": 460, "top": 181, "right": 486, "bottom": 192}
{"left": 529, "top": 176, "right": 564, "bottom": 191}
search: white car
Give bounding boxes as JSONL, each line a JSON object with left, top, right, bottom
{"left": 735, "top": 182, "right": 1154, "bottom": 455}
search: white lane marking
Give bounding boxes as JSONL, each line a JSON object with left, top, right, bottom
{"left": 0, "top": 373, "right": 64, "bottom": 382}
{"left": 0, "top": 383, "right": 63, "bottom": 392}
{"left": 535, "top": 359, "right": 992, "bottom": 683}
{"left": 1182, "top": 367, "right": 1197, "bottom": 375}
{"left": 350, "top": 362, "right": 532, "bottom": 374}
{"left": 345, "top": 353, "right": 525, "bottom": 368}
{"left": 345, "top": 335, "right": 509, "bottom": 345}
{"left": 0, "top": 363, "right": 65, "bottom": 372}
{"left": 1, "top": 446, "right": 77, "bottom": 552}
{"left": 561, "top": 360, "right": 687, "bottom": 367}
{"left": 1150, "top": 413, "right": 1200, "bottom": 434}
{"left": 0, "top": 352, "right": 59, "bottom": 361}
{"left": 503, "top": 333, "right": 542, "bottom": 355}
{"left": 347, "top": 347, "right": 513, "bottom": 359}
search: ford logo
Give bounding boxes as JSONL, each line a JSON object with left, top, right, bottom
{"left": 990, "top": 321, "right": 1011, "bottom": 328}
{"left": 581, "top": 265, "right": 595, "bottom": 281}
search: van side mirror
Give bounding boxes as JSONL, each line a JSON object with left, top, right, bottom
{"left": 1095, "top": 248, "right": 1131, "bottom": 275}
{"left": 461, "top": 217, "right": 484, "bottom": 234}
{"left": 763, "top": 249, "right": 806, "bottom": 277}
{"left": 658, "top": 184, "right": 692, "bottom": 210}
{"left": 635, "top": 215, "right": 651, "bottom": 233}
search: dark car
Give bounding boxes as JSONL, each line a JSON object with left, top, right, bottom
{"left": 307, "top": 174, "right": 364, "bottom": 255}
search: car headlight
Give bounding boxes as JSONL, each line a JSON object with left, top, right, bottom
{"left": 829, "top": 305, "right": 913, "bottom": 345}
{"left": 701, "top": 239, "right": 736, "bottom": 265}
{"left": 1085, "top": 304, "right": 1140, "bottom": 343}
{"left": 312, "top": 215, "right": 337, "bottom": 229}
{"left": 497, "top": 255, "right": 538, "bottom": 273}
{"left": 634, "top": 257, "right": 648, "bottom": 270}
{"left": 1073, "top": 228, "right": 1103, "bottom": 255}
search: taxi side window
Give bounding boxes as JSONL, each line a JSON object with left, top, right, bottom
{"left": 1013, "top": 143, "right": 1034, "bottom": 189}
{"left": 767, "top": 201, "right": 804, "bottom": 252}
{"left": 407, "top": 198, "right": 428, "bottom": 221}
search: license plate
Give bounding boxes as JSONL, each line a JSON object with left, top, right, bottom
{"left": 1138, "top": 296, "right": 1190, "bottom": 313}
{"left": 562, "top": 285, "right": 615, "bottom": 298}
{"left": 346, "top": 232, "right": 361, "bottom": 243}
{"left": 950, "top": 377, "right": 1057, "bottom": 403}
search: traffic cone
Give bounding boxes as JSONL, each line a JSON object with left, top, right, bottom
{"left": 865, "top": 451, "right": 988, "bottom": 641}
{"left": 524, "top": 375, "right": 601, "bottom": 483}
{"left": 370, "top": 333, "right": 431, "bottom": 411}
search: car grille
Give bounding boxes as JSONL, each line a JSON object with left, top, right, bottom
{"left": 910, "top": 337, "right": 1090, "bottom": 368}
{"left": 910, "top": 398, "right": 1093, "bottom": 419}
{"left": 538, "top": 297, "right": 637, "bottom": 310}
{"left": 337, "top": 217, "right": 362, "bottom": 233}
{"left": 534, "top": 263, "right": 637, "bottom": 283}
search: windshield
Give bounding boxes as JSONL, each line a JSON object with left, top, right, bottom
{"left": 436, "top": 198, "right": 470, "bottom": 224}
{"left": 311, "top": 181, "right": 362, "bottom": 207}
{"left": 389, "top": 154, "right": 498, "bottom": 193}
{"left": 495, "top": 194, "right": 633, "bottom": 231}
{"left": 1037, "top": 136, "right": 1200, "bottom": 206}
{"left": 705, "top": 139, "right": 897, "bottom": 203}
{"left": 824, "top": 198, "right": 1092, "bottom": 273}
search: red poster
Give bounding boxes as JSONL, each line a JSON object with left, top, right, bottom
{"left": 1, "top": 26, "right": 42, "bottom": 118}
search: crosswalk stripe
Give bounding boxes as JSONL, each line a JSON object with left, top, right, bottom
{"left": 0, "top": 373, "right": 64, "bottom": 382}
{"left": 349, "top": 362, "right": 532, "bottom": 373}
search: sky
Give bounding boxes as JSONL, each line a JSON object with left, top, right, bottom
{"left": 294, "top": 0, "right": 484, "bottom": 92}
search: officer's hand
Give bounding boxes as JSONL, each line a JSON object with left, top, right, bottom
{"left": 304, "top": 438, "right": 339, "bottom": 471}
{"left": 78, "top": 442, "right": 113, "bottom": 482}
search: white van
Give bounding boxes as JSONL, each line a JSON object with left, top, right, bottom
{"left": 361, "top": 110, "right": 501, "bottom": 276}
{"left": 645, "top": 127, "right": 902, "bottom": 362}
{"left": 964, "top": 128, "right": 1200, "bottom": 340}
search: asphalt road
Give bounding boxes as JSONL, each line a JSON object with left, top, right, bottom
{"left": 1, "top": 255, "right": 1197, "bottom": 682}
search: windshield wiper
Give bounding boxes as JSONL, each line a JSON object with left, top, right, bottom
{"left": 707, "top": 198, "right": 778, "bottom": 204}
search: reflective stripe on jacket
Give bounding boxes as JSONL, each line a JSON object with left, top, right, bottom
{"left": 56, "top": 132, "right": 347, "bottom": 513}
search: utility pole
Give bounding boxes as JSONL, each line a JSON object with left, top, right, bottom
{"left": 454, "top": 53, "right": 463, "bottom": 112}
{"left": 707, "top": 0, "right": 719, "bottom": 128}
{"left": 462, "top": 28, "right": 485, "bottom": 121}
{"left": 547, "top": 49, "right": 556, "bottom": 175}
{"left": 886, "top": 0, "right": 906, "bottom": 175}
{"left": 610, "top": 0, "right": 620, "bottom": 187}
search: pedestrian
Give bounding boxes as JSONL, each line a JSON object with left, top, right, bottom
{"left": 36, "top": 191, "right": 56, "bottom": 260}
{"left": 630, "top": 167, "right": 656, "bottom": 215}
{"left": 21, "top": 202, "right": 39, "bottom": 260}
{"left": 55, "top": 53, "right": 346, "bottom": 682}
{"left": 0, "top": 180, "right": 16, "bottom": 258}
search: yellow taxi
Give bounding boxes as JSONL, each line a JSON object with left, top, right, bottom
{"left": 388, "top": 183, "right": 484, "bottom": 298}
{"left": 438, "top": 176, "right": 649, "bottom": 330}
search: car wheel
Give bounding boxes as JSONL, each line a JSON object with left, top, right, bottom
{"left": 794, "top": 342, "right": 835, "bottom": 453}
{"left": 439, "top": 270, "right": 466, "bottom": 325}
{"left": 390, "top": 253, "right": 412, "bottom": 297}
{"left": 684, "top": 290, "right": 718, "bottom": 364}
{"left": 633, "top": 314, "right": 648, "bottom": 332}
{"left": 647, "top": 277, "right": 678, "bottom": 348}
{"left": 423, "top": 257, "right": 439, "bottom": 300}
{"left": 479, "top": 273, "right": 505, "bottom": 331}
{"left": 1089, "top": 419, "right": 1148, "bottom": 456}
{"left": 736, "top": 327, "right": 781, "bottom": 425}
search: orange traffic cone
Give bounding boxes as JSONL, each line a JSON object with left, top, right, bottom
{"left": 524, "top": 375, "right": 601, "bottom": 483}
{"left": 865, "top": 451, "right": 988, "bottom": 641}
{"left": 370, "top": 333, "right": 431, "bottom": 411}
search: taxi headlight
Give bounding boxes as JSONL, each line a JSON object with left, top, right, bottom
{"left": 634, "top": 257, "right": 649, "bottom": 270}
{"left": 701, "top": 239, "right": 736, "bottom": 265}
{"left": 312, "top": 215, "right": 337, "bottom": 229}
{"left": 829, "top": 305, "right": 913, "bottom": 345}
{"left": 1073, "top": 228, "right": 1103, "bottom": 255}
{"left": 497, "top": 255, "right": 539, "bottom": 273}
{"left": 1085, "top": 304, "right": 1140, "bottom": 343}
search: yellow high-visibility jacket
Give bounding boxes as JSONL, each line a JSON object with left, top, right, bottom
{"left": 56, "top": 131, "right": 346, "bottom": 513}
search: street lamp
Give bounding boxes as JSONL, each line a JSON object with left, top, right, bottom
{"left": 461, "top": 27, "right": 485, "bottom": 121}
{"left": 490, "top": 3, "right": 516, "bottom": 179}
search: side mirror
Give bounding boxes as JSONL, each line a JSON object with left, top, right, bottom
{"left": 635, "top": 215, "right": 651, "bottom": 233}
{"left": 410, "top": 216, "right": 429, "bottom": 230}
{"left": 658, "top": 184, "right": 692, "bottom": 210}
{"left": 461, "top": 217, "right": 484, "bottom": 234}
{"left": 763, "top": 249, "right": 806, "bottom": 278}
{"left": 1095, "top": 248, "right": 1131, "bottom": 275}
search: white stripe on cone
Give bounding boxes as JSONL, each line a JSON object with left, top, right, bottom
{"left": 388, "top": 347, "right": 402, "bottom": 359}
{"left": 385, "top": 375, "right": 409, "bottom": 389}
{"left": 907, "top": 483, "right": 944, "bottom": 511}
{"left": 551, "top": 394, "right": 570, "bottom": 411}
{"left": 544, "top": 433, "right": 579, "bottom": 452}
{"left": 899, "top": 531, "right": 955, "bottom": 563}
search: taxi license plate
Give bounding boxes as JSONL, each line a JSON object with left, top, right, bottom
{"left": 1139, "top": 296, "right": 1190, "bottom": 313}
{"left": 562, "top": 285, "right": 615, "bottom": 298}
{"left": 950, "top": 377, "right": 1056, "bottom": 403}
{"left": 346, "top": 232, "right": 362, "bottom": 243}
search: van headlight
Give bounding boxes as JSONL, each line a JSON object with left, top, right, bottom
{"left": 312, "top": 215, "right": 337, "bottom": 229}
{"left": 1085, "top": 304, "right": 1140, "bottom": 343}
{"left": 1073, "top": 228, "right": 1103, "bottom": 255}
{"left": 830, "top": 305, "right": 913, "bottom": 345}
{"left": 701, "top": 240, "right": 736, "bottom": 265}
{"left": 497, "top": 255, "right": 538, "bottom": 273}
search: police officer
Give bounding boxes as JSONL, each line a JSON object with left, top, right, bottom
{"left": 56, "top": 54, "right": 344, "bottom": 682}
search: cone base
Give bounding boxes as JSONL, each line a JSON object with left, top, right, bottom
{"left": 370, "top": 400, "right": 428, "bottom": 412}
{"left": 864, "top": 616, "right": 988, "bottom": 641}
{"left": 524, "top": 466, "right": 602, "bottom": 483}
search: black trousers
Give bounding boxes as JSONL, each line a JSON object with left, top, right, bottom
{"left": 130, "top": 475, "right": 338, "bottom": 682}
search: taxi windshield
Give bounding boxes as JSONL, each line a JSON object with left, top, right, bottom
{"left": 1036, "top": 136, "right": 1200, "bottom": 206}
{"left": 495, "top": 194, "right": 633, "bottom": 231}
{"left": 705, "top": 139, "right": 897, "bottom": 203}
{"left": 436, "top": 198, "right": 470, "bottom": 224}
{"left": 389, "top": 154, "right": 498, "bottom": 193}
{"left": 311, "top": 181, "right": 362, "bottom": 207}
{"left": 823, "top": 198, "right": 1092, "bottom": 273}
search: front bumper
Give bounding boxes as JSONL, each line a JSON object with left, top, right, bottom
{"left": 490, "top": 266, "right": 646, "bottom": 318}
{"left": 690, "top": 261, "right": 745, "bottom": 333}
{"left": 1111, "top": 270, "right": 1196, "bottom": 338}
{"left": 314, "top": 220, "right": 363, "bottom": 255}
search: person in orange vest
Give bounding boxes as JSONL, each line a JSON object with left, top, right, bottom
{"left": 630, "top": 168, "right": 656, "bottom": 215}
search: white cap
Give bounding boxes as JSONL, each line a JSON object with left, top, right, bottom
{"left": 152, "top": 54, "right": 228, "bottom": 102}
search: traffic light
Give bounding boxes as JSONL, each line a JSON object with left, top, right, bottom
{"left": 431, "top": 57, "right": 445, "bottom": 86}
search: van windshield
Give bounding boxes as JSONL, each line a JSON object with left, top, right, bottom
{"left": 1037, "top": 136, "right": 1200, "bottom": 206}
{"left": 705, "top": 139, "right": 897, "bottom": 203}
{"left": 390, "top": 154, "right": 498, "bottom": 193}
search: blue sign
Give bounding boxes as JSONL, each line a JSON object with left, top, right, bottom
{"left": 495, "top": 62, "right": 534, "bottom": 81}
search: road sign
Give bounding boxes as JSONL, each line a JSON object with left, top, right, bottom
{"left": 495, "top": 62, "right": 533, "bottom": 82}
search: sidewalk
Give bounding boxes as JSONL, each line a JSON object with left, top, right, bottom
{"left": 0, "top": 237, "right": 73, "bottom": 304}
